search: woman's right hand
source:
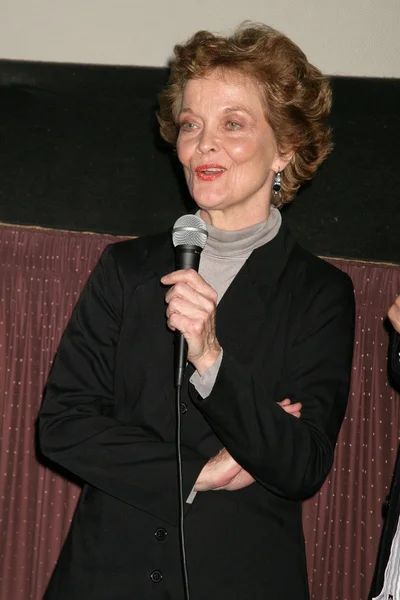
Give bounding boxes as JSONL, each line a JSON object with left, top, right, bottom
{"left": 194, "top": 398, "right": 302, "bottom": 492}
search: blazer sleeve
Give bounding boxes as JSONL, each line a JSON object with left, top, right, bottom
{"left": 190, "top": 271, "right": 355, "bottom": 501}
{"left": 38, "top": 244, "right": 207, "bottom": 526}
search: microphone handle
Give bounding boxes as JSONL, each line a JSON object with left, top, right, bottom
{"left": 174, "top": 245, "right": 202, "bottom": 271}
{"left": 174, "top": 245, "right": 203, "bottom": 387}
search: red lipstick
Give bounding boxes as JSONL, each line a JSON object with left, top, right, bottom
{"left": 195, "top": 164, "right": 226, "bottom": 181}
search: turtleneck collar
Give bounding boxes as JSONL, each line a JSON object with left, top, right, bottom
{"left": 199, "top": 206, "right": 282, "bottom": 258}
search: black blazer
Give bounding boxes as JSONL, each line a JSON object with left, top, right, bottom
{"left": 39, "top": 224, "right": 355, "bottom": 600}
{"left": 369, "top": 332, "right": 400, "bottom": 599}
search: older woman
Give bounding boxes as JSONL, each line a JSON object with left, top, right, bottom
{"left": 39, "top": 23, "right": 355, "bottom": 600}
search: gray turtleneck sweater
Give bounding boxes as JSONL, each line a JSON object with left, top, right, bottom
{"left": 190, "top": 206, "right": 282, "bottom": 397}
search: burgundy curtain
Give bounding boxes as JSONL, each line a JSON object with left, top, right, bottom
{"left": 0, "top": 225, "right": 117, "bottom": 599}
{"left": 303, "top": 258, "right": 400, "bottom": 599}
{"left": 0, "top": 223, "right": 399, "bottom": 600}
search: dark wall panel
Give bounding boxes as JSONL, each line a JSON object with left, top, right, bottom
{"left": 0, "top": 60, "right": 399, "bottom": 261}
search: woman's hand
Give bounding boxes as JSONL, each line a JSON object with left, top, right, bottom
{"left": 388, "top": 296, "right": 400, "bottom": 334}
{"left": 278, "top": 398, "right": 302, "bottom": 418}
{"left": 161, "top": 269, "right": 221, "bottom": 374}
{"left": 194, "top": 398, "right": 302, "bottom": 492}
{"left": 194, "top": 448, "right": 245, "bottom": 492}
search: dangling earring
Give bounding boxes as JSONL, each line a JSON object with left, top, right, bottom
{"left": 272, "top": 170, "right": 281, "bottom": 196}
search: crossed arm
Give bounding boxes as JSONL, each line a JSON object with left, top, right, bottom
{"left": 194, "top": 398, "right": 302, "bottom": 492}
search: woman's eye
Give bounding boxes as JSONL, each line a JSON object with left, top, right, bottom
{"left": 180, "top": 121, "right": 196, "bottom": 131}
{"left": 226, "top": 121, "right": 241, "bottom": 130}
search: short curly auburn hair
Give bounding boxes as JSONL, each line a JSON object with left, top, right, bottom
{"left": 158, "top": 22, "right": 333, "bottom": 206}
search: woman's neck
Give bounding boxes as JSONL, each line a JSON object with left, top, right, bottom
{"left": 199, "top": 203, "right": 271, "bottom": 231}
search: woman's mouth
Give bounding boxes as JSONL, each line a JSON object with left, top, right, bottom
{"left": 195, "top": 164, "right": 226, "bottom": 181}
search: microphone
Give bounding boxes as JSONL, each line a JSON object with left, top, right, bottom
{"left": 172, "top": 214, "right": 208, "bottom": 387}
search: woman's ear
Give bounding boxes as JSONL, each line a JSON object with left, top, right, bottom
{"left": 272, "top": 148, "right": 294, "bottom": 173}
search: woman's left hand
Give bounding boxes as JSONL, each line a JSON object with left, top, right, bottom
{"left": 194, "top": 448, "right": 253, "bottom": 492}
{"left": 161, "top": 269, "right": 221, "bottom": 374}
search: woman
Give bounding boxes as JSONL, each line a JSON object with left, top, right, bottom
{"left": 39, "top": 23, "right": 355, "bottom": 599}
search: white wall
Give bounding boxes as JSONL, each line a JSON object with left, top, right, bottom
{"left": 0, "top": 0, "right": 399, "bottom": 77}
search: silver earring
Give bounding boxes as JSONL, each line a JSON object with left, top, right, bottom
{"left": 272, "top": 170, "right": 281, "bottom": 195}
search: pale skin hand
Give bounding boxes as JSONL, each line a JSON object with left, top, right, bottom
{"left": 194, "top": 399, "right": 302, "bottom": 492}
{"left": 161, "top": 269, "right": 221, "bottom": 374}
{"left": 388, "top": 296, "right": 400, "bottom": 334}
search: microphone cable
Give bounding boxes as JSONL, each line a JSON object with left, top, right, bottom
{"left": 176, "top": 380, "right": 191, "bottom": 600}
{"left": 171, "top": 214, "right": 208, "bottom": 600}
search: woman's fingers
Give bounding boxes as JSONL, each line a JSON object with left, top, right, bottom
{"left": 162, "top": 270, "right": 217, "bottom": 332}
{"left": 162, "top": 269, "right": 218, "bottom": 304}
{"left": 214, "top": 468, "right": 255, "bottom": 491}
{"left": 194, "top": 449, "right": 242, "bottom": 491}
{"left": 166, "top": 291, "right": 213, "bottom": 323}
{"left": 161, "top": 269, "right": 221, "bottom": 372}
{"left": 278, "top": 398, "right": 302, "bottom": 419}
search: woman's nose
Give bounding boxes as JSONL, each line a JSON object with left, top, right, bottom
{"left": 196, "top": 126, "right": 219, "bottom": 154}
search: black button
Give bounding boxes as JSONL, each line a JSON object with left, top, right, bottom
{"left": 150, "top": 570, "right": 163, "bottom": 583}
{"left": 180, "top": 402, "right": 188, "bottom": 414}
{"left": 154, "top": 527, "right": 168, "bottom": 541}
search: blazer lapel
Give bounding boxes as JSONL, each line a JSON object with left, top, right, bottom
{"left": 121, "top": 233, "right": 177, "bottom": 406}
{"left": 215, "top": 225, "right": 295, "bottom": 366}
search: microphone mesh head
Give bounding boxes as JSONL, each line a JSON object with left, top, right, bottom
{"left": 172, "top": 214, "right": 208, "bottom": 249}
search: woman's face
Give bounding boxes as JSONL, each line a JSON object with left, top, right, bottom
{"left": 176, "top": 70, "right": 288, "bottom": 230}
